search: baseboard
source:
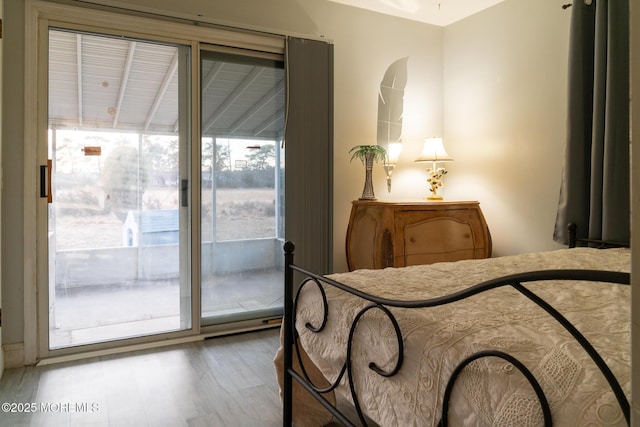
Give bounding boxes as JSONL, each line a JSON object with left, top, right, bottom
{"left": 1, "top": 324, "right": 280, "bottom": 368}
{"left": 3, "top": 342, "right": 25, "bottom": 368}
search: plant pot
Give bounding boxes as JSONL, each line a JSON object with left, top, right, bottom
{"left": 360, "top": 153, "right": 376, "bottom": 200}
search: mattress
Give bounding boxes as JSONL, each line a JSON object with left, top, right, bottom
{"left": 288, "top": 247, "right": 630, "bottom": 426}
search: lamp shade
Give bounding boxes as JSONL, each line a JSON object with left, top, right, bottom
{"left": 414, "top": 137, "right": 453, "bottom": 163}
{"left": 386, "top": 142, "right": 402, "bottom": 164}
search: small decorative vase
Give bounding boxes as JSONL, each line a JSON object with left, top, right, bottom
{"left": 360, "top": 152, "right": 376, "bottom": 200}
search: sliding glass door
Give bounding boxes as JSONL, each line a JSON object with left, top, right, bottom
{"left": 200, "top": 50, "right": 285, "bottom": 326}
{"left": 45, "top": 32, "right": 286, "bottom": 349}
{"left": 31, "top": 2, "right": 300, "bottom": 358}
{"left": 47, "top": 29, "right": 192, "bottom": 348}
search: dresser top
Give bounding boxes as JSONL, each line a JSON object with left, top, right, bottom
{"left": 351, "top": 199, "right": 480, "bottom": 207}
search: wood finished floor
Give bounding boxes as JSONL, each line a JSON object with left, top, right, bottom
{"left": 0, "top": 328, "right": 286, "bottom": 427}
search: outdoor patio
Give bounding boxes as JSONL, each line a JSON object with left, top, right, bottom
{"left": 49, "top": 269, "right": 283, "bottom": 349}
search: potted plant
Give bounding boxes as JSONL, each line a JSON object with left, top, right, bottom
{"left": 349, "top": 145, "right": 387, "bottom": 200}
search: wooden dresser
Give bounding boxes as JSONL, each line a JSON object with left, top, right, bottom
{"left": 345, "top": 200, "right": 492, "bottom": 271}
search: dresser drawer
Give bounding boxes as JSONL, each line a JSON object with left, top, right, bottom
{"left": 346, "top": 200, "right": 491, "bottom": 271}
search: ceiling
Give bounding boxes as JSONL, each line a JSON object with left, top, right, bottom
{"left": 328, "top": 0, "right": 505, "bottom": 26}
{"left": 47, "top": 2, "right": 500, "bottom": 139}
{"left": 48, "top": 29, "right": 286, "bottom": 140}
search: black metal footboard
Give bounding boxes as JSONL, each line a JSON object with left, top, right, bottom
{"left": 281, "top": 241, "right": 631, "bottom": 427}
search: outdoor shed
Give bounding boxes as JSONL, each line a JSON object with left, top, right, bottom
{"left": 123, "top": 210, "right": 180, "bottom": 246}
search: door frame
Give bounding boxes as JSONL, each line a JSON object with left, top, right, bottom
{"left": 24, "top": 0, "right": 285, "bottom": 362}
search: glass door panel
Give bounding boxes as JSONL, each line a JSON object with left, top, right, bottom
{"left": 47, "top": 29, "right": 191, "bottom": 349}
{"left": 200, "top": 51, "right": 285, "bottom": 326}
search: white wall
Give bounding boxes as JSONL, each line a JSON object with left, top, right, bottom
{"left": 311, "top": 9, "right": 444, "bottom": 272}
{"left": 441, "top": 0, "right": 569, "bottom": 256}
{"left": 1, "top": 0, "right": 443, "bottom": 344}
{"left": 3, "top": 5, "right": 635, "bottom": 405}
{"left": 47, "top": 0, "right": 444, "bottom": 274}
{"left": 292, "top": 0, "right": 574, "bottom": 265}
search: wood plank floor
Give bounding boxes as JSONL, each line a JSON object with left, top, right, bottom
{"left": 0, "top": 328, "right": 285, "bottom": 427}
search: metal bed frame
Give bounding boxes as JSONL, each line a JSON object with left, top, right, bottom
{"left": 281, "top": 235, "right": 630, "bottom": 426}
{"left": 567, "top": 222, "right": 630, "bottom": 249}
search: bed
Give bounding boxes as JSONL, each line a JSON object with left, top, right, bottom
{"left": 275, "top": 240, "right": 631, "bottom": 426}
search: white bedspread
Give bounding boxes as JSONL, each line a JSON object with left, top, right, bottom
{"left": 291, "top": 248, "right": 630, "bottom": 426}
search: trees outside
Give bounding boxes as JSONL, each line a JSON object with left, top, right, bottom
{"left": 143, "top": 135, "right": 178, "bottom": 186}
{"left": 52, "top": 131, "right": 281, "bottom": 247}
{"left": 246, "top": 145, "right": 275, "bottom": 170}
{"left": 102, "top": 146, "right": 150, "bottom": 221}
{"left": 214, "top": 142, "right": 276, "bottom": 189}
{"left": 56, "top": 132, "right": 278, "bottom": 221}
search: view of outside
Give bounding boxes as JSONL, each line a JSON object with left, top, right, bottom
{"left": 47, "top": 28, "right": 285, "bottom": 349}
{"left": 200, "top": 136, "right": 283, "bottom": 324}
{"left": 49, "top": 129, "right": 189, "bottom": 348}
{"left": 49, "top": 129, "right": 282, "bottom": 346}
{"left": 201, "top": 137, "right": 279, "bottom": 242}
{"left": 53, "top": 130, "right": 180, "bottom": 250}
{"left": 47, "top": 28, "right": 192, "bottom": 349}
{"left": 54, "top": 133, "right": 279, "bottom": 250}
{"left": 198, "top": 49, "right": 285, "bottom": 325}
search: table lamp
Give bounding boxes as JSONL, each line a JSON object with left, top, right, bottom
{"left": 414, "top": 137, "right": 453, "bottom": 200}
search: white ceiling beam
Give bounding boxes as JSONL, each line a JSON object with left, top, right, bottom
{"left": 76, "top": 34, "right": 83, "bottom": 128}
{"left": 172, "top": 61, "right": 224, "bottom": 132}
{"left": 202, "top": 61, "right": 224, "bottom": 92}
{"left": 144, "top": 50, "right": 179, "bottom": 131}
{"left": 228, "top": 79, "right": 284, "bottom": 135}
{"left": 113, "top": 41, "right": 136, "bottom": 129}
{"left": 202, "top": 67, "right": 263, "bottom": 134}
{"left": 254, "top": 107, "right": 285, "bottom": 137}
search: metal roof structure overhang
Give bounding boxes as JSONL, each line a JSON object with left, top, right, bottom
{"left": 48, "top": 28, "right": 286, "bottom": 141}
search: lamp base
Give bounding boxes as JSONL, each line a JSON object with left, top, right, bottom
{"left": 426, "top": 195, "right": 443, "bottom": 201}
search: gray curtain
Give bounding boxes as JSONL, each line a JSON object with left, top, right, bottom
{"left": 553, "top": 0, "right": 629, "bottom": 245}
{"left": 284, "top": 37, "right": 334, "bottom": 274}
